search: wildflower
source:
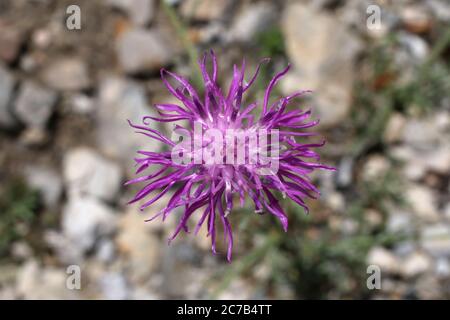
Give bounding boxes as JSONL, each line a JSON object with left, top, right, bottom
{"left": 127, "top": 51, "right": 334, "bottom": 261}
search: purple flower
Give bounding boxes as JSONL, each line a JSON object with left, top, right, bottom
{"left": 127, "top": 50, "right": 334, "bottom": 261}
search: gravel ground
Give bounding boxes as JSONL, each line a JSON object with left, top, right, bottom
{"left": 0, "top": 0, "right": 449, "bottom": 299}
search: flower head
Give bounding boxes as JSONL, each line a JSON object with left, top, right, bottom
{"left": 127, "top": 50, "right": 334, "bottom": 261}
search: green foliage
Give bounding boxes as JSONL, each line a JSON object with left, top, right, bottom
{"left": 256, "top": 26, "right": 285, "bottom": 58}
{"left": 210, "top": 168, "right": 405, "bottom": 299}
{"left": 0, "top": 180, "right": 39, "bottom": 257}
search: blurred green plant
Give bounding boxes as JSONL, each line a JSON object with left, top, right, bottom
{"left": 209, "top": 167, "right": 406, "bottom": 299}
{"left": 162, "top": 1, "right": 203, "bottom": 90}
{"left": 0, "top": 179, "right": 39, "bottom": 258}
{"left": 256, "top": 26, "right": 285, "bottom": 58}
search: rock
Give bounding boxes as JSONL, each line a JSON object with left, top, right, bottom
{"left": 367, "top": 247, "right": 400, "bottom": 274}
{"left": 398, "top": 32, "right": 429, "bottom": 62}
{"left": 62, "top": 196, "right": 117, "bottom": 256}
{"left": 421, "top": 224, "right": 450, "bottom": 257}
{"left": 336, "top": 156, "right": 353, "bottom": 187}
{"left": 44, "top": 230, "right": 85, "bottom": 263}
{"left": 11, "top": 242, "right": 33, "bottom": 260}
{"left": 130, "top": 287, "right": 161, "bottom": 299}
{"left": 19, "top": 127, "right": 48, "bottom": 146}
{"left": 414, "top": 274, "right": 441, "bottom": 299}
{"left": 16, "top": 260, "right": 78, "bottom": 299}
{"left": 393, "top": 242, "right": 416, "bottom": 257}
{"left": 401, "top": 252, "right": 432, "bottom": 278}
{"left": 0, "top": 65, "right": 15, "bottom": 128}
{"left": 325, "top": 192, "right": 345, "bottom": 212}
{"left": 32, "top": 28, "right": 52, "bottom": 49}
{"left": 281, "top": 3, "right": 361, "bottom": 128}
{"left": 365, "top": 209, "right": 383, "bottom": 228}
{"left": 95, "top": 239, "right": 115, "bottom": 263}
{"left": 383, "top": 113, "right": 406, "bottom": 143}
{"left": 24, "top": 165, "right": 62, "bottom": 208}
{"left": 428, "top": 0, "right": 450, "bottom": 22}
{"left": 217, "top": 278, "right": 253, "bottom": 300}
{"left": 387, "top": 209, "right": 414, "bottom": 235}
{"left": 421, "top": 145, "right": 450, "bottom": 175}
{"left": 401, "top": 5, "right": 433, "bottom": 34}
{"left": 160, "top": 242, "right": 207, "bottom": 297}
{"left": 14, "top": 81, "right": 58, "bottom": 128}
{"left": 226, "top": 3, "right": 276, "bottom": 43}
{"left": 406, "top": 185, "right": 439, "bottom": 221}
{"left": 98, "top": 272, "right": 129, "bottom": 300}
{"left": 116, "top": 208, "right": 161, "bottom": 282}
{"left": 63, "top": 147, "right": 122, "bottom": 202}
{"left": 402, "top": 119, "right": 441, "bottom": 150}
{"left": 435, "top": 258, "right": 450, "bottom": 278}
{"left": 96, "top": 76, "right": 160, "bottom": 168}
{"left": 108, "top": 0, "right": 155, "bottom": 26}
{"left": 41, "top": 58, "right": 90, "bottom": 91}
{"left": 444, "top": 203, "right": 450, "bottom": 220}
{"left": 68, "top": 93, "right": 95, "bottom": 114}
{"left": 362, "top": 155, "right": 390, "bottom": 182}
{"left": 180, "top": 0, "right": 231, "bottom": 21}
{"left": 0, "top": 21, "right": 23, "bottom": 63}
{"left": 391, "top": 144, "right": 450, "bottom": 180}
{"left": 115, "top": 29, "right": 175, "bottom": 74}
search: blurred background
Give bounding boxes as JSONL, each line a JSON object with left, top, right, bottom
{"left": 0, "top": 0, "right": 450, "bottom": 299}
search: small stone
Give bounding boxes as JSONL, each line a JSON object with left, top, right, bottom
{"left": 19, "top": 127, "right": 48, "bottom": 146}
{"left": 428, "top": 0, "right": 450, "bottom": 22}
{"left": 398, "top": 32, "right": 429, "bottom": 62}
{"left": 108, "top": 0, "right": 155, "bottom": 26}
{"left": 180, "top": 0, "right": 231, "bottom": 21}
{"left": 11, "top": 242, "right": 33, "bottom": 260}
{"left": 421, "top": 145, "right": 450, "bottom": 175}
{"left": 406, "top": 185, "right": 439, "bottom": 221}
{"left": 383, "top": 113, "right": 406, "bottom": 143}
{"left": 401, "top": 252, "right": 432, "bottom": 278}
{"left": 44, "top": 230, "right": 84, "bottom": 263}
{"left": 63, "top": 147, "right": 122, "bottom": 202}
{"left": 62, "top": 196, "right": 117, "bottom": 255}
{"left": 32, "top": 28, "right": 52, "bottom": 49}
{"left": 435, "top": 258, "right": 450, "bottom": 278}
{"left": 281, "top": 3, "right": 361, "bottom": 128}
{"left": 16, "top": 260, "right": 78, "bottom": 299}
{"left": 0, "top": 65, "right": 15, "bottom": 128}
{"left": 336, "top": 157, "right": 353, "bottom": 187}
{"left": 116, "top": 208, "right": 161, "bottom": 282}
{"left": 387, "top": 210, "right": 414, "bottom": 234}
{"left": 98, "top": 272, "right": 129, "bottom": 300}
{"left": 365, "top": 209, "right": 383, "bottom": 228}
{"left": 115, "top": 29, "right": 174, "bottom": 74}
{"left": 41, "top": 58, "right": 90, "bottom": 91}
{"left": 421, "top": 224, "right": 450, "bottom": 257}
{"left": 401, "top": 5, "right": 433, "bottom": 34}
{"left": 393, "top": 242, "right": 416, "bottom": 257}
{"left": 444, "top": 203, "right": 450, "bottom": 220}
{"left": 0, "top": 22, "right": 23, "bottom": 63}
{"left": 131, "top": 287, "right": 161, "bottom": 299}
{"left": 367, "top": 247, "right": 401, "bottom": 274}
{"left": 95, "top": 239, "right": 115, "bottom": 263}
{"left": 414, "top": 275, "right": 441, "bottom": 299}
{"left": 362, "top": 155, "right": 390, "bottom": 181}
{"left": 217, "top": 279, "right": 253, "bottom": 300}
{"left": 226, "top": 3, "right": 276, "bottom": 43}
{"left": 326, "top": 192, "right": 345, "bottom": 212}
{"left": 69, "top": 93, "right": 95, "bottom": 114}
{"left": 96, "top": 76, "right": 160, "bottom": 168}
{"left": 14, "top": 81, "right": 58, "bottom": 128}
{"left": 402, "top": 119, "right": 440, "bottom": 150}
{"left": 24, "top": 165, "right": 62, "bottom": 208}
